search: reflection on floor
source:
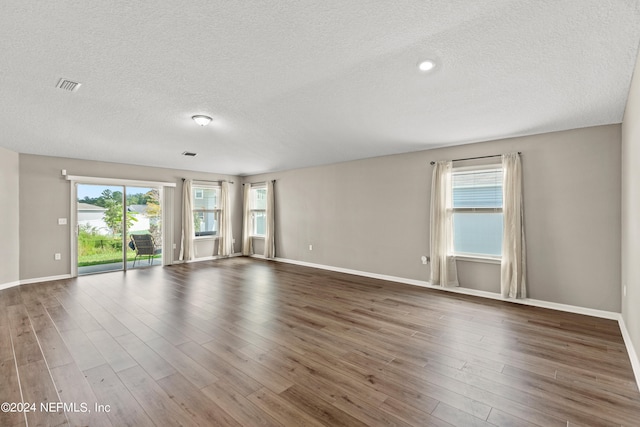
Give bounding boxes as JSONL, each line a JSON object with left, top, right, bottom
{"left": 78, "top": 258, "right": 161, "bottom": 275}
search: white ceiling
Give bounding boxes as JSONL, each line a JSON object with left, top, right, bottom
{"left": 1, "top": 1, "right": 639, "bottom": 176}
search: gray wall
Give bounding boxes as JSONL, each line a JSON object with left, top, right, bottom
{"left": 246, "top": 124, "right": 622, "bottom": 312}
{"left": 622, "top": 52, "right": 640, "bottom": 360}
{"left": 19, "top": 154, "right": 242, "bottom": 280}
{"left": 0, "top": 147, "right": 20, "bottom": 286}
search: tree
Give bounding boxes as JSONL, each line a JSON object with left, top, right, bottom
{"left": 145, "top": 189, "right": 162, "bottom": 243}
{"left": 102, "top": 193, "right": 137, "bottom": 235}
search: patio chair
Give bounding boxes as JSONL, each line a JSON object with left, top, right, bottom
{"left": 129, "top": 234, "right": 161, "bottom": 267}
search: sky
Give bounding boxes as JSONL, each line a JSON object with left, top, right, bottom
{"left": 77, "top": 184, "right": 153, "bottom": 200}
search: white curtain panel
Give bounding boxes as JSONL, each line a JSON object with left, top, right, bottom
{"left": 430, "top": 161, "right": 459, "bottom": 287}
{"left": 162, "top": 186, "right": 174, "bottom": 265}
{"left": 501, "top": 152, "right": 527, "bottom": 298}
{"left": 217, "top": 181, "right": 234, "bottom": 257}
{"left": 264, "top": 181, "right": 275, "bottom": 259}
{"left": 179, "top": 179, "right": 195, "bottom": 261}
{"left": 241, "top": 184, "right": 253, "bottom": 256}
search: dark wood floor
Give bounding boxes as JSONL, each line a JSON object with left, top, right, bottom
{"left": 1, "top": 258, "right": 639, "bottom": 426}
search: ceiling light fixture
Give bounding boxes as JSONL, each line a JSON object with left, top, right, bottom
{"left": 417, "top": 60, "right": 436, "bottom": 72}
{"left": 192, "top": 115, "right": 212, "bottom": 126}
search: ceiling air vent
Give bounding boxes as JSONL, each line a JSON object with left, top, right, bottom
{"left": 56, "top": 78, "right": 81, "bottom": 92}
{"left": 182, "top": 151, "right": 197, "bottom": 157}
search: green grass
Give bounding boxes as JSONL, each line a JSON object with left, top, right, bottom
{"left": 77, "top": 229, "right": 161, "bottom": 267}
{"left": 78, "top": 249, "right": 160, "bottom": 267}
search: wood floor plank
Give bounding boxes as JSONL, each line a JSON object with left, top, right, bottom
{"left": 18, "top": 360, "right": 68, "bottom": 427}
{"left": 0, "top": 358, "right": 25, "bottom": 427}
{"left": 247, "top": 387, "right": 327, "bottom": 427}
{"left": 109, "top": 311, "right": 161, "bottom": 342}
{"left": 86, "top": 308, "right": 132, "bottom": 338}
{"left": 253, "top": 345, "right": 390, "bottom": 406}
{"left": 341, "top": 351, "right": 492, "bottom": 420}
{"left": 117, "top": 365, "right": 196, "bottom": 426}
{"left": 0, "top": 305, "right": 14, "bottom": 362}
{"left": 330, "top": 391, "right": 414, "bottom": 427}
{"left": 431, "top": 402, "right": 494, "bottom": 427}
{"left": 201, "top": 379, "right": 284, "bottom": 427}
{"left": 45, "top": 304, "right": 80, "bottom": 332}
{"left": 58, "top": 327, "right": 106, "bottom": 372}
{"left": 177, "top": 341, "right": 263, "bottom": 396}
{"left": 84, "top": 364, "right": 155, "bottom": 427}
{"left": 379, "top": 397, "right": 455, "bottom": 427}
{"left": 461, "top": 359, "right": 637, "bottom": 426}
{"left": 134, "top": 312, "right": 192, "bottom": 346}
{"left": 20, "top": 300, "right": 53, "bottom": 334}
{"left": 145, "top": 336, "right": 218, "bottom": 388}
{"left": 50, "top": 362, "right": 112, "bottom": 427}
{"left": 1, "top": 258, "right": 639, "bottom": 427}
{"left": 486, "top": 408, "right": 540, "bottom": 427}
{"left": 202, "top": 340, "right": 294, "bottom": 394}
{"left": 86, "top": 329, "right": 137, "bottom": 373}
{"left": 7, "top": 304, "right": 44, "bottom": 367}
{"left": 2, "top": 286, "right": 24, "bottom": 307}
{"left": 279, "top": 384, "right": 368, "bottom": 427}
{"left": 114, "top": 333, "right": 176, "bottom": 380}
{"left": 158, "top": 372, "right": 243, "bottom": 427}
{"left": 140, "top": 311, "right": 214, "bottom": 344}
{"left": 34, "top": 327, "right": 75, "bottom": 369}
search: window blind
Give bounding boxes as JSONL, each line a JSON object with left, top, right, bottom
{"left": 452, "top": 168, "right": 502, "bottom": 209}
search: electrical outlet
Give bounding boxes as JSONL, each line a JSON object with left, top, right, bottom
{"left": 54, "top": 253, "right": 61, "bottom": 261}
{"left": 421, "top": 255, "right": 427, "bottom": 264}
{"left": 309, "top": 244, "right": 313, "bottom": 251}
{"left": 58, "top": 218, "right": 67, "bottom": 225}
{"left": 173, "top": 243, "right": 177, "bottom": 249}
{"left": 624, "top": 285, "right": 627, "bottom": 297}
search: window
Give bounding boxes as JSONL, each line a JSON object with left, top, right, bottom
{"left": 250, "top": 185, "right": 267, "bottom": 237}
{"left": 451, "top": 166, "right": 503, "bottom": 258}
{"left": 192, "top": 186, "right": 220, "bottom": 237}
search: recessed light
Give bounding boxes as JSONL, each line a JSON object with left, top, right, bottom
{"left": 417, "top": 60, "right": 436, "bottom": 72}
{"left": 192, "top": 115, "right": 212, "bottom": 126}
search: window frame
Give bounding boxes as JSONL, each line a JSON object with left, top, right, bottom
{"left": 450, "top": 164, "right": 503, "bottom": 261}
{"left": 192, "top": 184, "right": 221, "bottom": 239}
{"left": 249, "top": 184, "right": 267, "bottom": 238}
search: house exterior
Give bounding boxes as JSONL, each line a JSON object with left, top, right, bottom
{"left": 77, "top": 202, "right": 152, "bottom": 235}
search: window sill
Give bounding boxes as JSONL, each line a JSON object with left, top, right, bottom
{"left": 454, "top": 255, "right": 501, "bottom": 265}
{"left": 194, "top": 236, "right": 219, "bottom": 240}
{"left": 250, "top": 236, "right": 265, "bottom": 240}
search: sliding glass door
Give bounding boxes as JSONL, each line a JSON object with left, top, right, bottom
{"left": 76, "top": 184, "right": 162, "bottom": 275}
{"left": 125, "top": 186, "right": 162, "bottom": 270}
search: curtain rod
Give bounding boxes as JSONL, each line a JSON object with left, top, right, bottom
{"left": 242, "top": 180, "right": 276, "bottom": 186}
{"left": 429, "top": 152, "right": 521, "bottom": 165}
{"left": 182, "top": 178, "right": 234, "bottom": 184}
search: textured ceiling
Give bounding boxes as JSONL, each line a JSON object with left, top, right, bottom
{"left": 1, "top": 0, "right": 639, "bottom": 175}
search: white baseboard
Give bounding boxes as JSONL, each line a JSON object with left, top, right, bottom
{"left": 618, "top": 315, "right": 640, "bottom": 392}
{"left": 2, "top": 274, "right": 73, "bottom": 290}
{"left": 0, "top": 280, "right": 20, "bottom": 291}
{"left": 20, "top": 274, "right": 72, "bottom": 286}
{"left": 173, "top": 252, "right": 243, "bottom": 264}
{"left": 273, "top": 257, "right": 620, "bottom": 320}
